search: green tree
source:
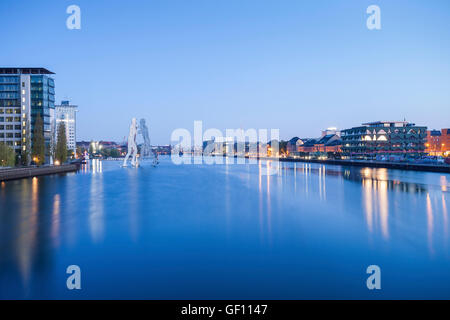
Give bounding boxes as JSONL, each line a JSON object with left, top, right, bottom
{"left": 32, "top": 113, "right": 45, "bottom": 165}
{"left": 56, "top": 122, "right": 68, "bottom": 164}
{"left": 0, "top": 143, "right": 16, "bottom": 167}
{"left": 110, "top": 148, "right": 121, "bottom": 158}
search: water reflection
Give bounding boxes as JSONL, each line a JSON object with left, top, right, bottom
{"left": 442, "top": 176, "right": 448, "bottom": 192}
{"left": 361, "top": 176, "right": 389, "bottom": 239}
{"left": 17, "top": 178, "right": 39, "bottom": 285}
{"left": 1, "top": 159, "right": 449, "bottom": 299}
{"left": 89, "top": 163, "right": 104, "bottom": 242}
{"left": 51, "top": 194, "right": 60, "bottom": 248}
{"left": 281, "top": 163, "right": 449, "bottom": 246}
{"left": 426, "top": 193, "right": 434, "bottom": 255}
{"left": 285, "top": 164, "right": 430, "bottom": 194}
{"left": 81, "top": 159, "right": 103, "bottom": 174}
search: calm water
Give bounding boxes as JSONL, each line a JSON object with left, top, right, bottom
{"left": 0, "top": 157, "right": 449, "bottom": 299}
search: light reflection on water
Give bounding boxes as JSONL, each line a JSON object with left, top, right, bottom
{"left": 0, "top": 158, "right": 449, "bottom": 299}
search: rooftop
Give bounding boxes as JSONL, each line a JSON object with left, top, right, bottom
{"left": 0, "top": 67, "right": 55, "bottom": 75}
{"left": 361, "top": 121, "right": 415, "bottom": 127}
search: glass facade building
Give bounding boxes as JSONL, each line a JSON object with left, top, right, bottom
{"left": 0, "top": 68, "right": 55, "bottom": 163}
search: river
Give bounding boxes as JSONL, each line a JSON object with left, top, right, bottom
{"left": 0, "top": 157, "right": 449, "bottom": 299}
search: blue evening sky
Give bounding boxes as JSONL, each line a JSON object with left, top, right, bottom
{"left": 1, "top": 0, "right": 449, "bottom": 144}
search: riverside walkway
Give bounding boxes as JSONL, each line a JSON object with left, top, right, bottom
{"left": 0, "top": 164, "right": 80, "bottom": 182}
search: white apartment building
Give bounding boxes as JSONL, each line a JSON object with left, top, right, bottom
{"left": 55, "top": 101, "right": 78, "bottom": 156}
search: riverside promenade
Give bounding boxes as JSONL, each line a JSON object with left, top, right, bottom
{"left": 228, "top": 155, "right": 450, "bottom": 174}
{"left": 277, "top": 157, "right": 450, "bottom": 173}
{"left": 0, "top": 164, "right": 80, "bottom": 182}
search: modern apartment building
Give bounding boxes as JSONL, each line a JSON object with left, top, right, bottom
{"left": 0, "top": 67, "right": 55, "bottom": 163}
{"left": 341, "top": 121, "right": 427, "bottom": 159}
{"left": 55, "top": 100, "right": 78, "bottom": 156}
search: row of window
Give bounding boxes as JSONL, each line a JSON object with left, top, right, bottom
{"left": 342, "top": 128, "right": 426, "bottom": 135}
{"left": 0, "top": 117, "right": 22, "bottom": 122}
{"left": 31, "top": 100, "right": 55, "bottom": 108}
{"left": 30, "top": 86, "right": 55, "bottom": 95}
{"left": 0, "top": 108, "right": 21, "bottom": 114}
{"left": 0, "top": 76, "right": 19, "bottom": 84}
{"left": 30, "top": 76, "right": 55, "bottom": 88}
{"left": 0, "top": 92, "right": 20, "bottom": 99}
{"left": 0, "top": 125, "right": 22, "bottom": 130}
{"left": 0, "top": 99, "right": 20, "bottom": 107}
{"left": 0, "top": 133, "right": 21, "bottom": 138}
{"left": 0, "top": 84, "right": 19, "bottom": 91}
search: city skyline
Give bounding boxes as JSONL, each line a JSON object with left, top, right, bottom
{"left": 1, "top": 0, "right": 449, "bottom": 144}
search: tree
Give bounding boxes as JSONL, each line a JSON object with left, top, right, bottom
{"left": 56, "top": 122, "right": 68, "bottom": 164}
{"left": 279, "top": 140, "right": 288, "bottom": 155}
{"left": 32, "top": 113, "right": 45, "bottom": 165}
{"left": 110, "top": 148, "right": 121, "bottom": 158}
{"left": 0, "top": 143, "right": 16, "bottom": 167}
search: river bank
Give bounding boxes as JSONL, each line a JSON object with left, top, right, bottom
{"left": 0, "top": 164, "right": 80, "bottom": 182}
{"left": 263, "top": 157, "right": 450, "bottom": 173}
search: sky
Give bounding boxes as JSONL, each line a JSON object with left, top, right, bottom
{"left": 1, "top": 0, "right": 450, "bottom": 144}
